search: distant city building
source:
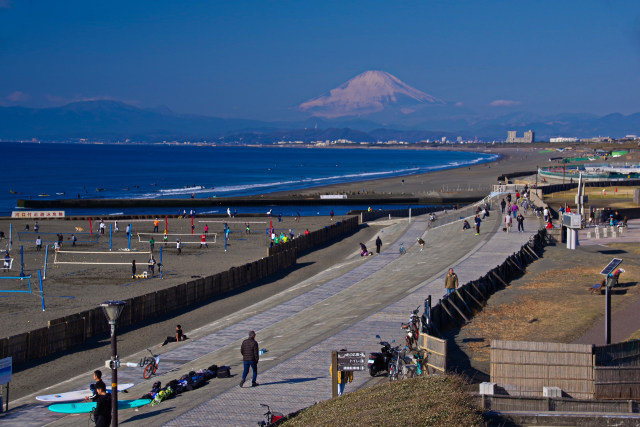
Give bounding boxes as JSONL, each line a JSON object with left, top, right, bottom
{"left": 549, "top": 137, "right": 578, "bottom": 143}
{"left": 506, "top": 130, "right": 534, "bottom": 143}
{"left": 457, "top": 136, "right": 463, "bottom": 142}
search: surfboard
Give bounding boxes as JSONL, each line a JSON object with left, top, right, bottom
{"left": 48, "top": 398, "right": 151, "bottom": 414}
{"left": 36, "top": 383, "right": 135, "bottom": 402}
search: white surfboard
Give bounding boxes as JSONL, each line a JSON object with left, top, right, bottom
{"left": 36, "top": 383, "right": 135, "bottom": 402}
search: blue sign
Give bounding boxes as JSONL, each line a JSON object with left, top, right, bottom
{"left": 0, "top": 357, "right": 11, "bottom": 385}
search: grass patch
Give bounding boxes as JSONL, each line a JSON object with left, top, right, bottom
{"left": 281, "top": 375, "right": 483, "bottom": 427}
{"left": 455, "top": 244, "right": 640, "bottom": 366}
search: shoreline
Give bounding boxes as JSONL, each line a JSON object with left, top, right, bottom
{"left": 12, "top": 147, "right": 549, "bottom": 214}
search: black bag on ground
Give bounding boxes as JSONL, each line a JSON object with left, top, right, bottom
{"left": 207, "top": 364, "right": 218, "bottom": 375}
{"left": 217, "top": 366, "right": 231, "bottom": 378}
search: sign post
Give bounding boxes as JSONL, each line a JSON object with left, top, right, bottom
{"left": 331, "top": 351, "right": 338, "bottom": 399}
{"left": 331, "top": 350, "right": 366, "bottom": 398}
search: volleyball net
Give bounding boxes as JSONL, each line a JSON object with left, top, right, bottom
{"left": 17, "top": 231, "right": 100, "bottom": 244}
{"left": 2, "top": 258, "right": 14, "bottom": 270}
{"left": 137, "top": 233, "right": 217, "bottom": 245}
{"left": 0, "top": 275, "right": 32, "bottom": 294}
{"left": 54, "top": 250, "right": 152, "bottom": 265}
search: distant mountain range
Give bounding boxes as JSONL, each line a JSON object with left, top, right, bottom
{"left": 1, "top": 71, "right": 639, "bottom": 142}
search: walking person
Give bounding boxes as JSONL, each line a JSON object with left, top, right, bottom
{"left": 375, "top": 236, "right": 382, "bottom": 254}
{"left": 417, "top": 237, "right": 425, "bottom": 251}
{"left": 153, "top": 218, "right": 159, "bottom": 233}
{"left": 163, "top": 230, "right": 168, "bottom": 246}
{"left": 114, "top": 220, "right": 119, "bottom": 232}
{"left": 239, "top": 330, "right": 260, "bottom": 387}
{"left": 245, "top": 223, "right": 251, "bottom": 234}
{"left": 445, "top": 268, "right": 459, "bottom": 295}
{"left": 148, "top": 255, "right": 156, "bottom": 276}
{"left": 125, "top": 224, "right": 130, "bottom": 238}
{"left": 176, "top": 239, "right": 182, "bottom": 255}
{"left": 34, "top": 221, "right": 39, "bottom": 233}
{"left": 543, "top": 207, "right": 549, "bottom": 223}
{"left": 504, "top": 213, "right": 512, "bottom": 232}
{"left": 149, "top": 237, "right": 155, "bottom": 252}
{"left": 204, "top": 224, "right": 209, "bottom": 235}
{"left": 71, "top": 234, "right": 77, "bottom": 246}
{"left": 517, "top": 213, "right": 525, "bottom": 232}
{"left": 474, "top": 214, "right": 481, "bottom": 235}
{"left": 131, "top": 259, "right": 136, "bottom": 278}
{"left": 35, "top": 236, "right": 42, "bottom": 251}
{"left": 99, "top": 220, "right": 105, "bottom": 235}
{"left": 200, "top": 233, "right": 208, "bottom": 248}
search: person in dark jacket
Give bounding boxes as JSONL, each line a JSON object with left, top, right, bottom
{"left": 375, "top": 236, "right": 382, "bottom": 254}
{"left": 239, "top": 330, "right": 260, "bottom": 387}
{"left": 93, "top": 382, "right": 111, "bottom": 427}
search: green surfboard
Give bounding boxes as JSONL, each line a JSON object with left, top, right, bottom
{"left": 48, "top": 399, "right": 151, "bottom": 414}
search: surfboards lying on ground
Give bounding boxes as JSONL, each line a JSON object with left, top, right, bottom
{"left": 48, "top": 398, "right": 151, "bottom": 413}
{"left": 36, "top": 383, "right": 135, "bottom": 402}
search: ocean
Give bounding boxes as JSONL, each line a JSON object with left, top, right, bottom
{"left": 4, "top": 143, "right": 497, "bottom": 217}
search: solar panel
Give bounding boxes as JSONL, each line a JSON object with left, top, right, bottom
{"left": 600, "top": 258, "right": 623, "bottom": 276}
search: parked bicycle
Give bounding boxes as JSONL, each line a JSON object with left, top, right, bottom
{"left": 139, "top": 348, "right": 160, "bottom": 379}
{"left": 257, "top": 403, "right": 284, "bottom": 426}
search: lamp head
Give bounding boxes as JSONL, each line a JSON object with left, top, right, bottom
{"left": 100, "top": 300, "right": 126, "bottom": 323}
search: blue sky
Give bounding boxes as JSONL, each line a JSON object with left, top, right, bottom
{"left": 1, "top": 0, "right": 639, "bottom": 119}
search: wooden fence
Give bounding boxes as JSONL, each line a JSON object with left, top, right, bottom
{"left": 417, "top": 333, "right": 447, "bottom": 374}
{"left": 0, "top": 248, "right": 297, "bottom": 365}
{"left": 428, "top": 228, "right": 548, "bottom": 335}
{"left": 268, "top": 216, "right": 359, "bottom": 256}
{"left": 490, "top": 340, "right": 595, "bottom": 399}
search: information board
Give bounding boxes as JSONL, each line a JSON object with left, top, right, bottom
{"left": 337, "top": 351, "right": 366, "bottom": 371}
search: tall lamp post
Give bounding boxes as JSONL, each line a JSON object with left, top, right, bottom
{"left": 100, "top": 300, "right": 126, "bottom": 427}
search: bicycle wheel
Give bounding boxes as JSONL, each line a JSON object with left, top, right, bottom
{"left": 143, "top": 363, "right": 156, "bottom": 379}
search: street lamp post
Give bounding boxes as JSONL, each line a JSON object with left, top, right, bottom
{"left": 100, "top": 300, "right": 126, "bottom": 427}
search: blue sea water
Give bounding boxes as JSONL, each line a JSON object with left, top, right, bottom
{"left": 4, "top": 143, "right": 497, "bottom": 217}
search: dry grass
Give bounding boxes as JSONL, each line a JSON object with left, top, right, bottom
{"left": 281, "top": 375, "right": 483, "bottom": 427}
{"left": 457, "top": 256, "right": 640, "bottom": 363}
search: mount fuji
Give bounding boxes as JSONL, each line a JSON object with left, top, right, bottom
{"left": 299, "top": 70, "right": 445, "bottom": 119}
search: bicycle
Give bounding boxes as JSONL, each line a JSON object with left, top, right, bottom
{"left": 257, "top": 403, "right": 284, "bottom": 426}
{"left": 139, "top": 349, "right": 160, "bottom": 379}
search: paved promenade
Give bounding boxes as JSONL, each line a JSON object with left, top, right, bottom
{"left": 1, "top": 200, "right": 537, "bottom": 426}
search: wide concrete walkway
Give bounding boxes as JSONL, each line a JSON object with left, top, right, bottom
{"left": 1, "top": 199, "right": 538, "bottom": 426}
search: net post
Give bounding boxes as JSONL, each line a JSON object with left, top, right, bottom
{"left": 20, "top": 246, "right": 24, "bottom": 277}
{"left": 89, "top": 217, "right": 93, "bottom": 235}
{"left": 9, "top": 223, "right": 12, "bottom": 251}
{"left": 159, "top": 246, "right": 163, "bottom": 279}
{"left": 43, "top": 244, "right": 48, "bottom": 280}
{"left": 109, "top": 224, "right": 112, "bottom": 251}
{"left": 38, "top": 270, "right": 45, "bottom": 311}
{"left": 128, "top": 223, "right": 132, "bottom": 251}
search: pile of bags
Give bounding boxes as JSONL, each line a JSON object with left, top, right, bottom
{"left": 142, "top": 364, "right": 232, "bottom": 405}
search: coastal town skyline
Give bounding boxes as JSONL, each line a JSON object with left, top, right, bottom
{"left": 1, "top": 1, "right": 639, "bottom": 121}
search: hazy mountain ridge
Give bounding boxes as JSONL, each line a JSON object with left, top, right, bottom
{"left": 0, "top": 99, "right": 639, "bottom": 142}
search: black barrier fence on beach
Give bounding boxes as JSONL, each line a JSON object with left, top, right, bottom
{"left": 268, "top": 216, "right": 359, "bottom": 256}
{"left": 427, "top": 228, "right": 548, "bottom": 340}
{"left": 0, "top": 218, "right": 363, "bottom": 366}
{"left": 0, "top": 249, "right": 298, "bottom": 365}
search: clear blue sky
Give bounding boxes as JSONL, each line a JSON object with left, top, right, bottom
{"left": 1, "top": 0, "right": 639, "bottom": 119}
